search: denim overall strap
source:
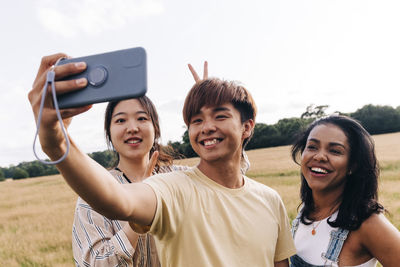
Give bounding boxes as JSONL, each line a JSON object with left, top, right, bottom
{"left": 321, "top": 228, "right": 349, "bottom": 266}
{"left": 290, "top": 254, "right": 322, "bottom": 267}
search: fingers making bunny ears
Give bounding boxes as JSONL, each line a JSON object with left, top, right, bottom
{"left": 187, "top": 61, "right": 208, "bottom": 82}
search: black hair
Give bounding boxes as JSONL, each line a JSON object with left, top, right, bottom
{"left": 291, "top": 115, "right": 384, "bottom": 230}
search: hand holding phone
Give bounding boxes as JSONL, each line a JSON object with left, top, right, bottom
{"left": 56, "top": 47, "right": 147, "bottom": 109}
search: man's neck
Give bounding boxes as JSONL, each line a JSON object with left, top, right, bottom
{"left": 197, "top": 157, "right": 243, "bottom": 189}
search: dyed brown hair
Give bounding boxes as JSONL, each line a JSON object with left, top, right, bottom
{"left": 182, "top": 78, "right": 257, "bottom": 148}
{"left": 104, "top": 96, "right": 173, "bottom": 171}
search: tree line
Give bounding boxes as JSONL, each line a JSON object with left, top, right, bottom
{"left": 0, "top": 151, "right": 117, "bottom": 181}
{"left": 1, "top": 104, "right": 399, "bottom": 180}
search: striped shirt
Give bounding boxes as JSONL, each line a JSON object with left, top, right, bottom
{"left": 72, "top": 165, "right": 189, "bottom": 267}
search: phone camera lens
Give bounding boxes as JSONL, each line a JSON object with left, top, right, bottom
{"left": 88, "top": 66, "right": 108, "bottom": 87}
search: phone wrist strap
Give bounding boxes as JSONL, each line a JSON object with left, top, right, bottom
{"left": 33, "top": 65, "right": 70, "bottom": 165}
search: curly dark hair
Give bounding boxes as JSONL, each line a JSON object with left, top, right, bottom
{"left": 291, "top": 115, "right": 384, "bottom": 230}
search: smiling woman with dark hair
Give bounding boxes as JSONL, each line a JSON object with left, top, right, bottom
{"left": 290, "top": 115, "right": 400, "bottom": 267}
{"left": 72, "top": 96, "right": 187, "bottom": 267}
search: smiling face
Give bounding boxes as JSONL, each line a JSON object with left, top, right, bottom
{"left": 110, "top": 99, "right": 155, "bottom": 162}
{"left": 188, "top": 103, "right": 253, "bottom": 165}
{"left": 301, "top": 123, "right": 351, "bottom": 195}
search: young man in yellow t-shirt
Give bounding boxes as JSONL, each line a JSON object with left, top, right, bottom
{"left": 29, "top": 55, "right": 296, "bottom": 267}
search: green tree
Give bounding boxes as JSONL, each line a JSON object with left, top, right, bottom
{"left": 351, "top": 104, "right": 400, "bottom": 134}
{"left": 24, "top": 161, "right": 45, "bottom": 177}
{"left": 166, "top": 130, "right": 197, "bottom": 158}
{"left": 13, "top": 167, "right": 29, "bottom": 179}
{"left": 2, "top": 166, "right": 13, "bottom": 178}
{"left": 247, "top": 123, "right": 280, "bottom": 149}
{"left": 42, "top": 163, "right": 59, "bottom": 176}
{"left": 181, "top": 130, "right": 197, "bottom": 158}
{"left": 0, "top": 168, "right": 5, "bottom": 181}
{"left": 301, "top": 104, "right": 329, "bottom": 119}
{"left": 89, "top": 150, "right": 117, "bottom": 168}
{"left": 275, "top": 118, "right": 310, "bottom": 145}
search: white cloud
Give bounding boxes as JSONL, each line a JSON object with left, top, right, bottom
{"left": 36, "top": 0, "right": 164, "bottom": 38}
{"left": 157, "top": 98, "right": 185, "bottom": 113}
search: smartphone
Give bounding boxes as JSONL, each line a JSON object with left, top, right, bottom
{"left": 56, "top": 47, "right": 147, "bottom": 109}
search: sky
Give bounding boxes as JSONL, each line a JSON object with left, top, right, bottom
{"left": 1, "top": 0, "right": 400, "bottom": 167}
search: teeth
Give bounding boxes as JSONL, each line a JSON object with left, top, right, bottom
{"left": 204, "top": 139, "right": 218, "bottom": 146}
{"left": 127, "top": 139, "right": 140, "bottom": 144}
{"left": 311, "top": 167, "right": 328, "bottom": 174}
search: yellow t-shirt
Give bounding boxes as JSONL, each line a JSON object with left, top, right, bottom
{"left": 143, "top": 167, "right": 296, "bottom": 267}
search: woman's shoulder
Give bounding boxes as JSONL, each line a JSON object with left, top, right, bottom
{"left": 359, "top": 212, "right": 390, "bottom": 233}
{"left": 355, "top": 212, "right": 400, "bottom": 250}
{"left": 355, "top": 213, "right": 400, "bottom": 265}
{"left": 351, "top": 213, "right": 389, "bottom": 244}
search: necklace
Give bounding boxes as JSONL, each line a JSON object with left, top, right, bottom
{"left": 310, "top": 205, "right": 340, "bottom": 235}
{"left": 114, "top": 167, "right": 135, "bottom": 183}
{"left": 311, "top": 220, "right": 323, "bottom": 235}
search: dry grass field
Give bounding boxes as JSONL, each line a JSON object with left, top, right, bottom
{"left": 0, "top": 132, "right": 399, "bottom": 266}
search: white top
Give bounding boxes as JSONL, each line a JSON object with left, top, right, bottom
{"left": 294, "top": 212, "right": 377, "bottom": 267}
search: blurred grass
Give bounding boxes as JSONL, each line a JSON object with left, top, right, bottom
{"left": 0, "top": 175, "right": 77, "bottom": 266}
